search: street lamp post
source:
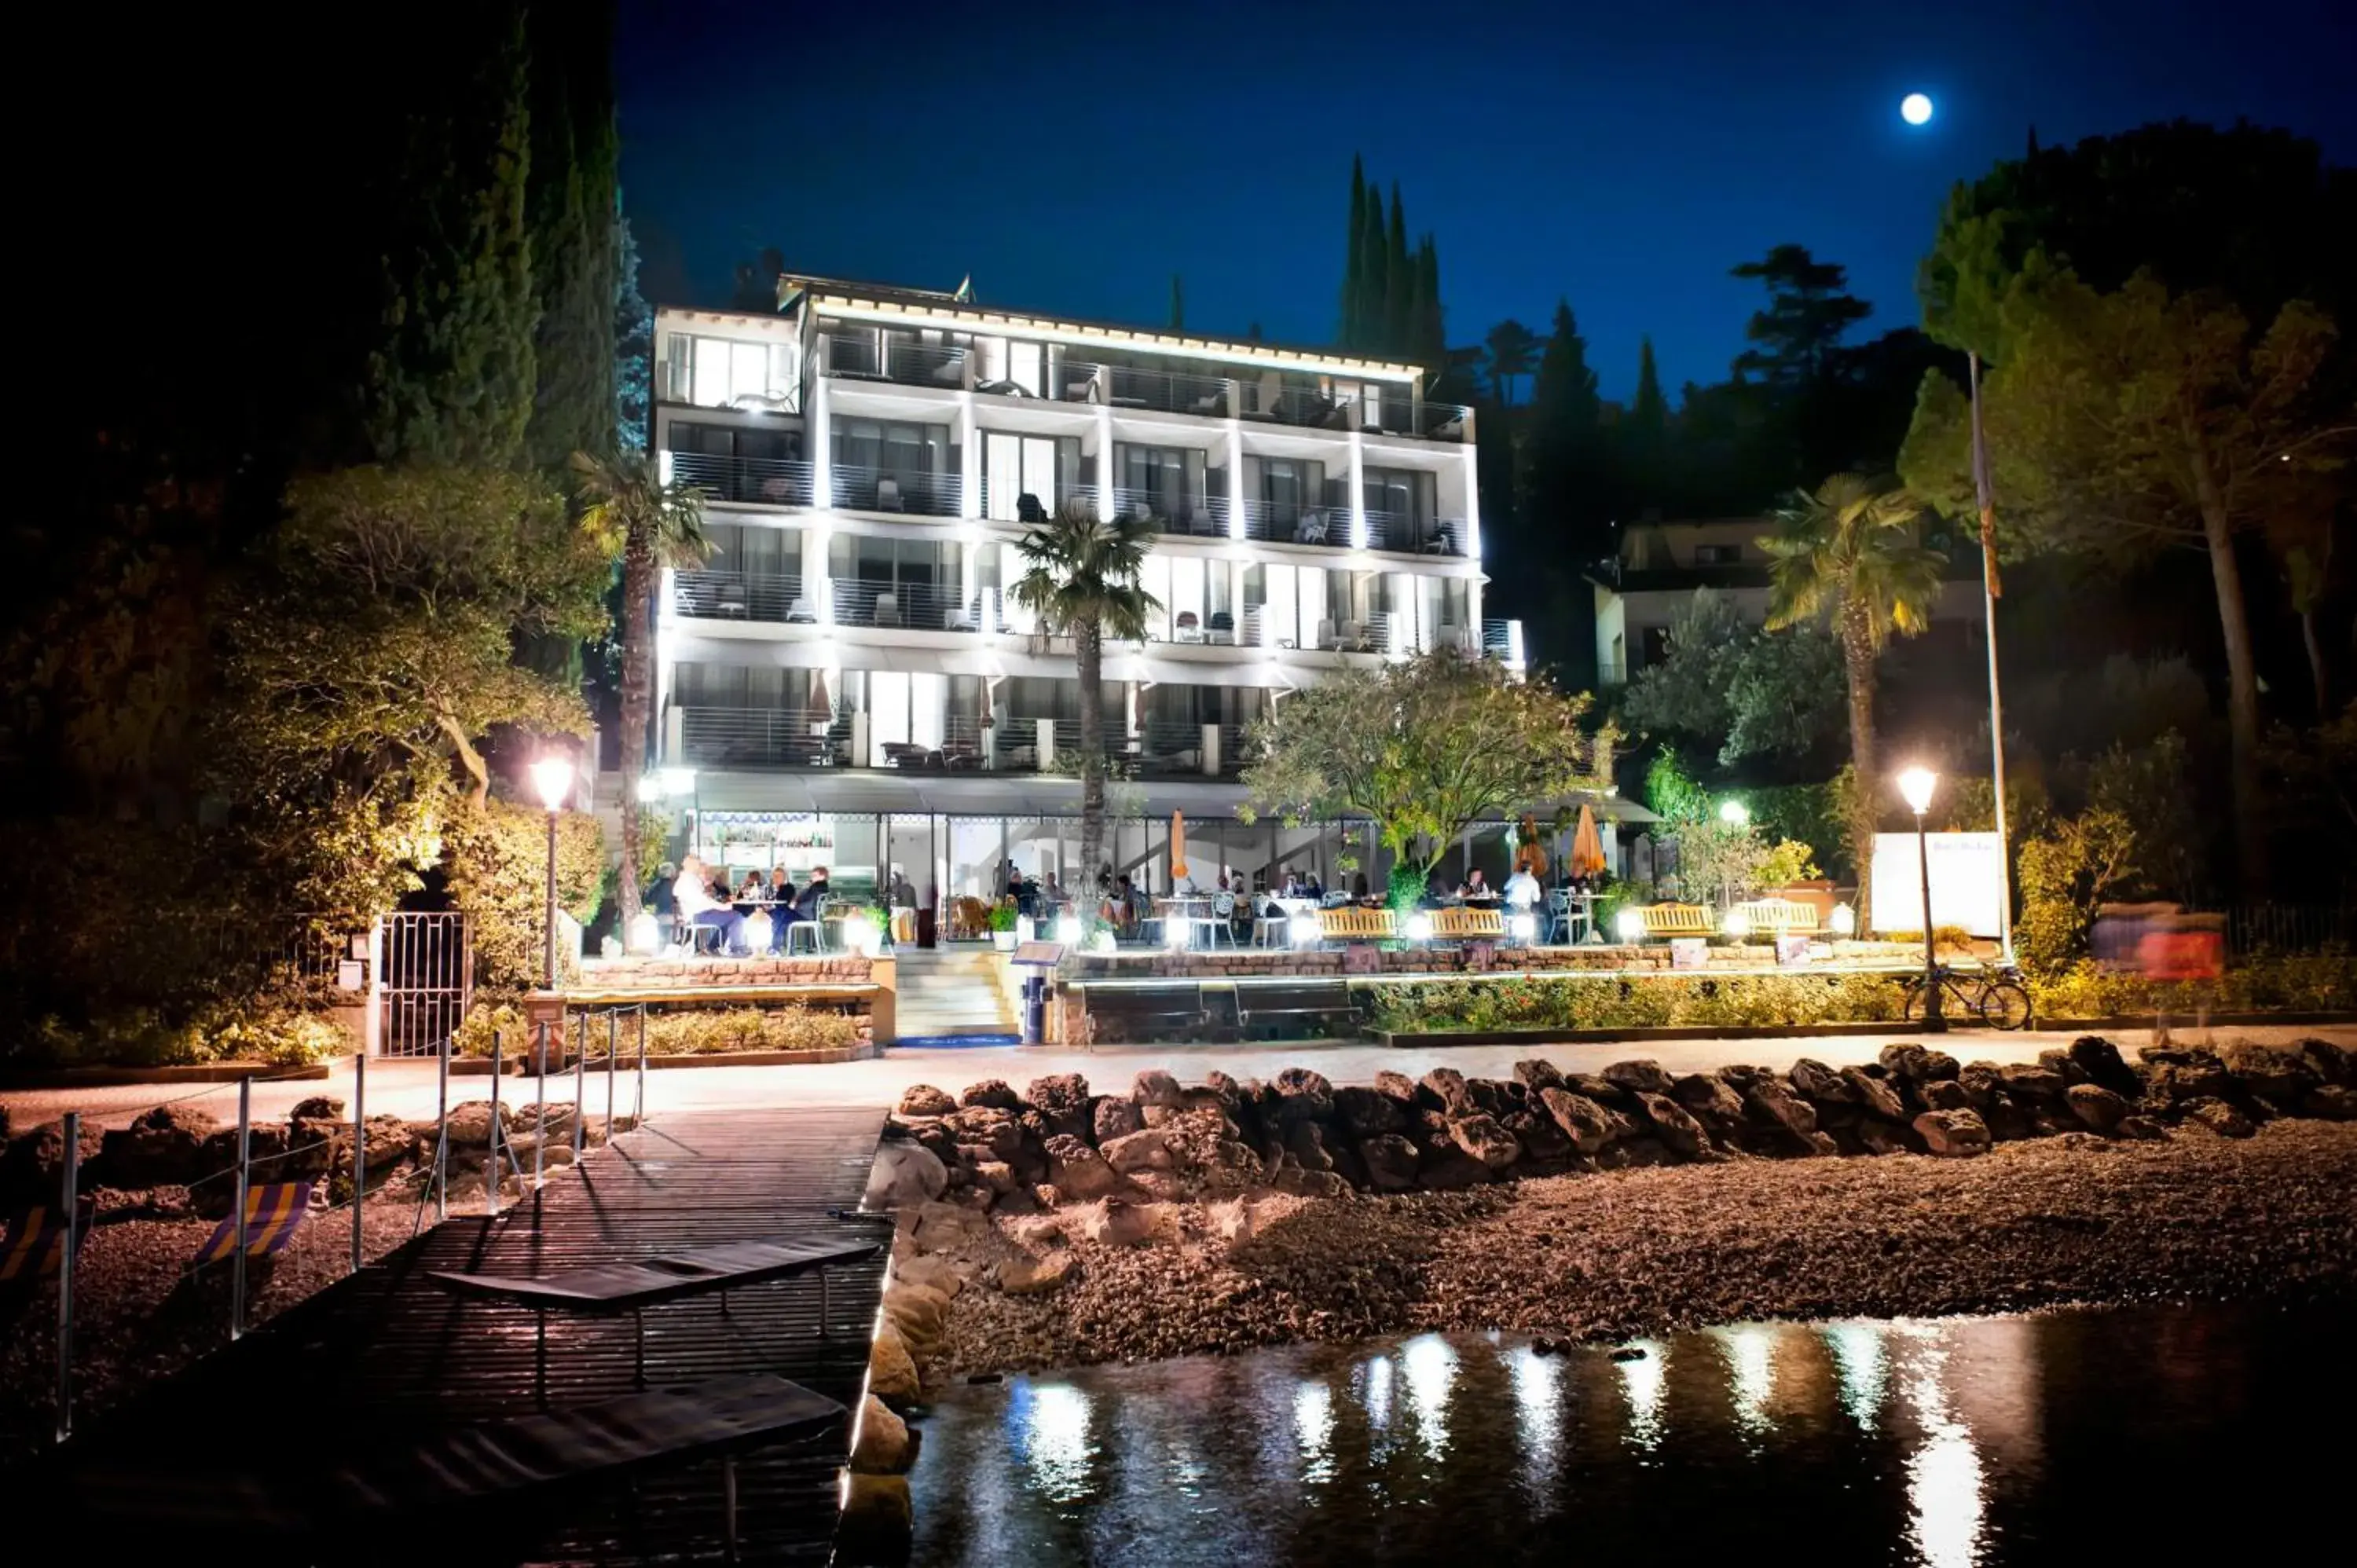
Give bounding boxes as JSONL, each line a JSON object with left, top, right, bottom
{"left": 530, "top": 755, "right": 577, "bottom": 991}
{"left": 1897, "top": 766, "right": 1943, "bottom": 1032}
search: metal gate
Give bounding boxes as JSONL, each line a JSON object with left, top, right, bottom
{"left": 372, "top": 911, "right": 472, "bottom": 1057}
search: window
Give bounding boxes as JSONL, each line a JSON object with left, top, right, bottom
{"left": 833, "top": 419, "right": 955, "bottom": 512}
{"left": 975, "top": 337, "right": 1047, "bottom": 397}
{"left": 669, "top": 334, "right": 796, "bottom": 410}
{"left": 1115, "top": 445, "right": 1208, "bottom": 526}
{"left": 1694, "top": 543, "right": 1742, "bottom": 565}
{"left": 983, "top": 431, "right": 1078, "bottom": 520}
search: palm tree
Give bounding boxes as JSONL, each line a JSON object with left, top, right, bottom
{"left": 1011, "top": 500, "right": 1159, "bottom": 909}
{"left": 1760, "top": 474, "right": 1945, "bottom": 918}
{"left": 1483, "top": 319, "right": 1539, "bottom": 405}
{"left": 572, "top": 450, "right": 711, "bottom": 925}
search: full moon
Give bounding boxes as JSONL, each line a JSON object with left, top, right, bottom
{"left": 1901, "top": 93, "right": 1934, "bottom": 126}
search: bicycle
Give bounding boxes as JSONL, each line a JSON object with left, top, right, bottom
{"left": 1901, "top": 962, "right": 2033, "bottom": 1029}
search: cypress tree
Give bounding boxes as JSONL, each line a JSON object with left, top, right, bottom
{"left": 614, "top": 208, "right": 652, "bottom": 452}
{"left": 1170, "top": 273, "right": 1185, "bottom": 332}
{"left": 524, "top": 0, "right": 621, "bottom": 471}
{"left": 1360, "top": 189, "right": 1387, "bottom": 355}
{"left": 1340, "top": 156, "right": 1366, "bottom": 350}
{"left": 365, "top": 4, "right": 537, "bottom": 468}
{"left": 1383, "top": 182, "right": 1412, "bottom": 357}
{"left": 1624, "top": 335, "right": 1669, "bottom": 510}
{"left": 1413, "top": 235, "right": 1446, "bottom": 375}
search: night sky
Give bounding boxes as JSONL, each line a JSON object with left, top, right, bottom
{"left": 617, "top": 0, "right": 2355, "bottom": 400}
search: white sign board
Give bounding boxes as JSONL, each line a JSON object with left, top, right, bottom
{"left": 1871, "top": 831, "right": 2004, "bottom": 938}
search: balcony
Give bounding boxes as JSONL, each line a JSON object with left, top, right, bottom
{"left": 819, "top": 333, "right": 970, "bottom": 390}
{"left": 1110, "top": 487, "right": 1224, "bottom": 539}
{"left": 673, "top": 570, "right": 816, "bottom": 624}
{"left": 1061, "top": 362, "right": 1233, "bottom": 418}
{"left": 673, "top": 706, "right": 1246, "bottom": 776}
{"left": 980, "top": 478, "right": 1098, "bottom": 524}
{"left": 679, "top": 707, "right": 854, "bottom": 770}
{"left": 831, "top": 579, "right": 992, "bottom": 633}
{"left": 830, "top": 464, "right": 962, "bottom": 517}
{"left": 1238, "top": 500, "right": 1348, "bottom": 548}
{"left": 1483, "top": 618, "right": 1527, "bottom": 667}
{"left": 1362, "top": 510, "right": 1468, "bottom": 557}
{"left": 667, "top": 452, "right": 814, "bottom": 508}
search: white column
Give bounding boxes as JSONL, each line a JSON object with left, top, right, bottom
{"left": 1037, "top": 716, "right": 1057, "bottom": 770}
{"left": 1226, "top": 417, "right": 1246, "bottom": 540}
{"left": 811, "top": 526, "right": 834, "bottom": 625}
{"left": 811, "top": 373, "right": 834, "bottom": 509}
{"left": 1096, "top": 404, "right": 1116, "bottom": 521}
{"left": 958, "top": 391, "right": 981, "bottom": 519}
{"left": 1348, "top": 430, "right": 1368, "bottom": 550}
{"left": 1461, "top": 445, "right": 1481, "bottom": 564}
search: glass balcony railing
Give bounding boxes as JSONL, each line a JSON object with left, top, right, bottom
{"left": 819, "top": 333, "right": 970, "bottom": 390}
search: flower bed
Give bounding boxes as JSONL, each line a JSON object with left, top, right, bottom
{"left": 453, "top": 999, "right": 864, "bottom": 1057}
{"left": 1368, "top": 971, "right": 1911, "bottom": 1034}
{"left": 2029, "top": 951, "right": 2357, "bottom": 1022}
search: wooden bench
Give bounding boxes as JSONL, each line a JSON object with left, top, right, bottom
{"left": 1318, "top": 907, "right": 1398, "bottom": 943}
{"left": 1081, "top": 982, "right": 1210, "bottom": 1044}
{"left": 1638, "top": 903, "right": 1716, "bottom": 939}
{"left": 1733, "top": 898, "right": 1821, "bottom": 936}
{"left": 1233, "top": 980, "right": 1358, "bottom": 1039}
{"left": 1430, "top": 906, "right": 1505, "bottom": 941}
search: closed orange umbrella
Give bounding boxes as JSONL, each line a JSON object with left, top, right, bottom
{"left": 1571, "top": 801, "right": 1608, "bottom": 879}
{"left": 805, "top": 667, "right": 834, "bottom": 736}
{"left": 1170, "top": 810, "right": 1188, "bottom": 881}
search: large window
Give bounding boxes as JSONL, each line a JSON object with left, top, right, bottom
{"left": 1362, "top": 466, "right": 1437, "bottom": 549}
{"left": 1114, "top": 445, "right": 1209, "bottom": 529}
{"left": 665, "top": 334, "right": 797, "bottom": 411}
{"left": 829, "top": 535, "right": 962, "bottom": 627}
{"left": 833, "top": 418, "right": 955, "bottom": 514}
{"left": 983, "top": 431, "right": 1080, "bottom": 520}
{"left": 973, "top": 337, "right": 1047, "bottom": 397}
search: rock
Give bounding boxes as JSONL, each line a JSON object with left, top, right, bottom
{"left": 1601, "top": 1059, "right": 1676, "bottom": 1097}
{"left": 1373, "top": 1070, "right": 1420, "bottom": 1108}
{"left": 101, "top": 1104, "right": 222, "bottom": 1188}
{"left": 2143, "top": 1058, "right": 2234, "bottom": 1106}
{"left": 1673, "top": 1072, "right": 1747, "bottom": 1123}
{"left": 1635, "top": 1094, "right": 1710, "bottom": 1158}
{"left": 998, "top": 1249, "right": 1078, "bottom": 1294}
{"left": 896, "top": 1084, "right": 957, "bottom": 1119}
{"left": 1417, "top": 1068, "right": 1475, "bottom": 1116}
{"left": 2219, "top": 1041, "right": 2322, "bottom": 1107}
{"left": 1027, "top": 1074, "right": 1093, "bottom": 1138}
{"left": 1272, "top": 1068, "right": 1336, "bottom": 1123}
{"left": 893, "top": 1253, "right": 966, "bottom": 1298}
{"left": 1044, "top": 1134, "right": 1127, "bottom": 1200}
{"left": 839, "top": 1473, "right": 913, "bottom": 1550}
{"left": 1208, "top": 1199, "right": 1255, "bottom": 1243}
{"left": 1199, "top": 1072, "right": 1246, "bottom": 1118}
{"left": 2115, "top": 1116, "right": 2168, "bottom": 1141}
{"left": 1840, "top": 1068, "right": 1910, "bottom": 1122}
{"left": 1514, "top": 1058, "right": 1567, "bottom": 1094}
{"left": 1091, "top": 1096, "right": 1142, "bottom": 1143}
{"left": 884, "top": 1282, "right": 952, "bottom": 1348}
{"left": 1274, "top": 1165, "right": 1354, "bottom": 1199}
{"left": 1879, "top": 1043, "right": 1959, "bottom": 1083}
{"left": 970, "top": 1160, "right": 1015, "bottom": 1195}
{"left": 1415, "top": 1149, "right": 1494, "bottom": 1190}
{"left": 1072, "top": 1198, "right": 1155, "bottom": 1245}
{"left": 910, "top": 1200, "right": 991, "bottom": 1254}
{"left": 1855, "top": 1119, "right": 1917, "bottom": 1156}
{"left": 2040, "top": 1048, "right": 2084, "bottom": 1084}
{"left": 288, "top": 1096, "right": 346, "bottom": 1123}
{"left": 2302, "top": 1085, "right": 2357, "bottom": 1121}
{"left": 1982, "top": 1097, "right": 2036, "bottom": 1141}
{"left": 2065, "top": 1083, "right": 2131, "bottom": 1135}
{"left": 868, "top": 1321, "right": 921, "bottom": 1406}
{"left": 1282, "top": 1120, "right": 1336, "bottom": 1174}
{"left": 1099, "top": 1128, "right": 1173, "bottom": 1176}
{"left": 1566, "top": 1072, "right": 1633, "bottom": 1106}
{"left": 1501, "top": 1108, "right": 1573, "bottom": 1164}
{"left": 2183, "top": 1097, "right": 2255, "bottom": 1138}
{"left": 1912, "top": 1109, "right": 1992, "bottom": 1157}
{"left": 1956, "top": 1062, "right": 2005, "bottom": 1111}
{"left": 944, "top": 1107, "right": 1025, "bottom": 1163}
{"left": 1538, "top": 1088, "right": 1621, "bottom": 1155}
{"left": 864, "top": 1141, "right": 948, "bottom": 1209}
{"left": 1446, "top": 1113, "right": 1520, "bottom": 1170}
{"left": 959, "top": 1079, "right": 1026, "bottom": 1111}
{"left": 2066, "top": 1036, "right": 2143, "bottom": 1097}
{"left": 2295, "top": 1038, "right": 2354, "bottom": 1087}
{"left": 442, "top": 1100, "right": 510, "bottom": 1148}
{"left": 850, "top": 1394, "right": 914, "bottom": 1474}
{"left": 1747, "top": 1079, "right": 1820, "bottom": 1141}
{"left": 1332, "top": 1085, "right": 1406, "bottom": 1138}
{"left": 1132, "top": 1068, "right": 1184, "bottom": 1108}
{"left": 1998, "top": 1062, "right": 2069, "bottom": 1102}
{"left": 1358, "top": 1134, "right": 1420, "bottom": 1190}
{"left": 1787, "top": 1059, "right": 1853, "bottom": 1104}
{"left": 1919, "top": 1079, "right": 1973, "bottom": 1112}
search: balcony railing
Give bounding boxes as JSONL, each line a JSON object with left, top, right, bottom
{"left": 1483, "top": 618, "right": 1526, "bottom": 665}
{"left": 979, "top": 478, "right": 1097, "bottom": 524}
{"left": 1061, "top": 362, "right": 1233, "bottom": 417}
{"left": 1109, "top": 487, "right": 1224, "bottom": 538}
{"left": 830, "top": 579, "right": 989, "bottom": 632}
{"left": 678, "top": 707, "right": 850, "bottom": 770}
{"left": 819, "top": 333, "right": 970, "bottom": 390}
{"left": 667, "top": 452, "right": 814, "bottom": 507}
{"left": 673, "top": 570, "right": 816, "bottom": 624}
{"left": 830, "top": 464, "right": 962, "bottom": 517}
{"left": 876, "top": 714, "right": 993, "bottom": 772}
{"left": 1362, "top": 510, "right": 1468, "bottom": 557}
{"left": 1238, "top": 500, "right": 1349, "bottom": 548}
{"left": 1406, "top": 401, "right": 1473, "bottom": 441}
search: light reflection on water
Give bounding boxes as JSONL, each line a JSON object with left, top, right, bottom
{"left": 918, "top": 1303, "right": 2344, "bottom": 1568}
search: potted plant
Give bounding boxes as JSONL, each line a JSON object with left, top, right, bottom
{"left": 989, "top": 899, "right": 1020, "bottom": 952}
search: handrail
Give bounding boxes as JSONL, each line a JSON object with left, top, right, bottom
{"left": 673, "top": 570, "right": 814, "bottom": 623}
{"left": 830, "top": 463, "right": 962, "bottom": 517}
{"left": 667, "top": 452, "right": 814, "bottom": 507}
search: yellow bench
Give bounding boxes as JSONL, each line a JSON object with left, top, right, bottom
{"left": 1734, "top": 898, "right": 1820, "bottom": 936}
{"left": 1639, "top": 903, "right": 1715, "bottom": 938}
{"left": 1430, "top": 906, "right": 1506, "bottom": 940}
{"left": 1318, "top": 907, "right": 1398, "bottom": 943}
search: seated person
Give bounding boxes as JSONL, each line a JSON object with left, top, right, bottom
{"left": 766, "top": 868, "right": 801, "bottom": 953}
{"left": 1459, "top": 869, "right": 1496, "bottom": 903}
{"left": 1303, "top": 873, "right": 1325, "bottom": 900}
{"left": 646, "top": 863, "right": 678, "bottom": 919}
{"left": 1352, "top": 872, "right": 1373, "bottom": 903}
{"left": 674, "top": 856, "right": 750, "bottom": 955}
{"left": 794, "top": 866, "right": 831, "bottom": 920}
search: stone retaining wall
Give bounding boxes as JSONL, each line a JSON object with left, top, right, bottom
{"left": 577, "top": 954, "right": 877, "bottom": 987}
{"left": 1065, "top": 941, "right": 1918, "bottom": 980}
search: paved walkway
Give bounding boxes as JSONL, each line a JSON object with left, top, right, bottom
{"left": 12, "top": 1023, "right": 2352, "bottom": 1130}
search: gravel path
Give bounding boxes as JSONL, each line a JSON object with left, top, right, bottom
{"left": 936, "top": 1119, "right": 2357, "bottom": 1376}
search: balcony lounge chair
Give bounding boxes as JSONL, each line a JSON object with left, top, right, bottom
{"left": 785, "top": 596, "right": 815, "bottom": 624}
{"left": 1175, "top": 611, "right": 1202, "bottom": 643}
{"left": 1189, "top": 382, "right": 1225, "bottom": 417}
{"left": 873, "top": 592, "right": 901, "bottom": 627}
{"left": 1297, "top": 510, "right": 1331, "bottom": 545}
{"left": 874, "top": 477, "right": 903, "bottom": 512}
{"left": 1208, "top": 610, "right": 1235, "bottom": 643}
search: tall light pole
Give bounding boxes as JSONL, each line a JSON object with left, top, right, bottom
{"left": 1968, "top": 352, "right": 2015, "bottom": 965}
{"left": 530, "top": 755, "right": 577, "bottom": 990}
{"left": 1897, "top": 765, "right": 1944, "bottom": 1032}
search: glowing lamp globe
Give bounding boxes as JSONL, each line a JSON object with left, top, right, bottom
{"left": 1831, "top": 903, "right": 1857, "bottom": 938}
{"left": 1901, "top": 93, "right": 1934, "bottom": 126}
{"left": 1168, "top": 918, "right": 1192, "bottom": 951}
{"left": 1897, "top": 766, "right": 1938, "bottom": 815}
{"left": 1508, "top": 912, "right": 1538, "bottom": 943}
{"left": 1089, "top": 929, "right": 1118, "bottom": 954}
{"left": 1717, "top": 799, "right": 1750, "bottom": 826}
{"left": 1405, "top": 912, "right": 1434, "bottom": 944}
{"left": 626, "top": 910, "right": 664, "bottom": 955}
{"left": 1615, "top": 907, "right": 1647, "bottom": 943}
{"left": 1055, "top": 914, "right": 1083, "bottom": 946}
{"left": 530, "top": 755, "right": 576, "bottom": 811}
{"left": 1722, "top": 908, "right": 1751, "bottom": 941}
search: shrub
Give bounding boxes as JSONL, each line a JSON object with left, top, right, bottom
{"left": 645, "top": 1006, "right": 862, "bottom": 1056}
{"left": 444, "top": 797, "right": 606, "bottom": 997}
{"left": 1368, "top": 971, "right": 1911, "bottom": 1033}
{"left": 19, "top": 1001, "right": 344, "bottom": 1068}
{"left": 2029, "top": 947, "right": 2357, "bottom": 1020}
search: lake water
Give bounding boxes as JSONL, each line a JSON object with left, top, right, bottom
{"left": 904, "top": 1302, "right": 2352, "bottom": 1566}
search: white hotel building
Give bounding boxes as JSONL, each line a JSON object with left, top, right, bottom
{"left": 648, "top": 274, "right": 1524, "bottom": 905}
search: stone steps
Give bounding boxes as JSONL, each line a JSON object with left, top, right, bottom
{"left": 894, "top": 947, "right": 1014, "bottom": 1034}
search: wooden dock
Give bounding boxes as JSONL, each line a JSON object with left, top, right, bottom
{"left": 47, "top": 1105, "right": 893, "bottom": 1564}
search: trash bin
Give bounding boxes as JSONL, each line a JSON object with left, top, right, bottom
{"left": 916, "top": 907, "right": 937, "bottom": 949}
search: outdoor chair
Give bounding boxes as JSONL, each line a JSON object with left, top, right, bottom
{"left": 874, "top": 477, "right": 903, "bottom": 512}
{"left": 1546, "top": 886, "right": 1574, "bottom": 943}
{"left": 785, "top": 595, "right": 816, "bottom": 624}
{"left": 1297, "top": 511, "right": 1331, "bottom": 545}
{"left": 1016, "top": 491, "right": 1048, "bottom": 523}
{"left": 1250, "top": 897, "right": 1292, "bottom": 947}
{"left": 873, "top": 591, "right": 901, "bottom": 627}
{"left": 1193, "top": 892, "right": 1237, "bottom": 948}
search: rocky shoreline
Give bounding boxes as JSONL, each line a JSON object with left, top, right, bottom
{"left": 863, "top": 1037, "right": 2357, "bottom": 1394}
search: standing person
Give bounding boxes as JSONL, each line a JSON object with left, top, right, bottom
{"left": 674, "top": 856, "right": 750, "bottom": 955}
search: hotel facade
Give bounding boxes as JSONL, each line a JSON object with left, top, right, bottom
{"left": 647, "top": 274, "right": 1531, "bottom": 907}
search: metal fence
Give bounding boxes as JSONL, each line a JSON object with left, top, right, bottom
{"left": 2223, "top": 903, "right": 2356, "bottom": 956}
{"left": 379, "top": 911, "right": 471, "bottom": 1060}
